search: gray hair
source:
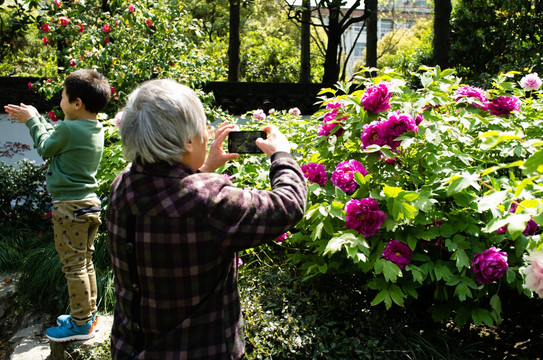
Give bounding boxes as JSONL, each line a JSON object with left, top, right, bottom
{"left": 119, "top": 79, "right": 206, "bottom": 165}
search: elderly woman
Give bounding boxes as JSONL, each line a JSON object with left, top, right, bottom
{"left": 107, "top": 79, "right": 307, "bottom": 359}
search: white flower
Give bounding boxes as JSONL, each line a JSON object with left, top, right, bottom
{"left": 520, "top": 73, "right": 542, "bottom": 91}
{"left": 522, "top": 250, "right": 543, "bottom": 298}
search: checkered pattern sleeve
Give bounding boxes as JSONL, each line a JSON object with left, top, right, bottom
{"left": 107, "top": 152, "right": 307, "bottom": 359}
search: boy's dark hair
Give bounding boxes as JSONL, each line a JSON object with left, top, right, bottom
{"left": 64, "top": 69, "right": 111, "bottom": 114}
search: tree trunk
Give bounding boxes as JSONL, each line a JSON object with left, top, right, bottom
{"left": 433, "top": 0, "right": 452, "bottom": 68}
{"left": 365, "top": 0, "right": 378, "bottom": 68}
{"left": 321, "top": 5, "right": 341, "bottom": 84}
{"left": 228, "top": 0, "right": 240, "bottom": 82}
{"left": 299, "top": 0, "right": 311, "bottom": 84}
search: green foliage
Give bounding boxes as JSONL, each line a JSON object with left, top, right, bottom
{"left": 451, "top": 0, "right": 543, "bottom": 86}
{"left": 0, "top": 160, "right": 52, "bottom": 271}
{"left": 23, "top": 0, "right": 226, "bottom": 117}
{"left": 237, "top": 67, "right": 543, "bottom": 327}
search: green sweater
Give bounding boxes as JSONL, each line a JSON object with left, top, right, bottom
{"left": 26, "top": 116, "right": 104, "bottom": 201}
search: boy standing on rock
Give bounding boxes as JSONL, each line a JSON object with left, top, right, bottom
{"left": 4, "top": 69, "right": 111, "bottom": 342}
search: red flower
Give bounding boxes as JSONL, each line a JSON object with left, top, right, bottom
{"left": 102, "top": 24, "right": 111, "bottom": 33}
{"left": 104, "top": 37, "right": 110, "bottom": 44}
{"left": 76, "top": 24, "right": 84, "bottom": 33}
{"left": 59, "top": 16, "right": 69, "bottom": 26}
{"left": 48, "top": 111, "right": 59, "bottom": 122}
{"left": 42, "top": 37, "right": 49, "bottom": 46}
{"left": 111, "top": 87, "right": 116, "bottom": 94}
{"left": 128, "top": 4, "right": 135, "bottom": 12}
{"left": 28, "top": 82, "right": 33, "bottom": 90}
{"left": 39, "top": 24, "right": 50, "bottom": 32}
{"left": 54, "top": 0, "right": 61, "bottom": 7}
{"left": 69, "top": 59, "right": 76, "bottom": 67}
{"left": 145, "top": 19, "right": 154, "bottom": 27}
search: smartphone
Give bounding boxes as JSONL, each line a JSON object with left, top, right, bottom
{"left": 228, "top": 131, "right": 267, "bottom": 154}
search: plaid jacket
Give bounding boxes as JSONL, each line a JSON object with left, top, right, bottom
{"left": 107, "top": 152, "right": 307, "bottom": 359}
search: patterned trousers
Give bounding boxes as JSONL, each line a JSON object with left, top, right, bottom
{"left": 52, "top": 198, "right": 101, "bottom": 326}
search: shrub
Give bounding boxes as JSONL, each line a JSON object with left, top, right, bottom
{"left": 279, "top": 67, "right": 543, "bottom": 327}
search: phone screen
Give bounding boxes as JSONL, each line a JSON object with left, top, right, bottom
{"left": 228, "top": 131, "right": 267, "bottom": 154}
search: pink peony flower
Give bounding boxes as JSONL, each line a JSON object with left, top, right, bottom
{"left": 454, "top": 85, "right": 488, "bottom": 109}
{"left": 69, "top": 59, "right": 76, "bottom": 67}
{"left": 252, "top": 109, "right": 266, "bottom": 120}
{"left": 42, "top": 37, "right": 49, "bottom": 46}
{"left": 237, "top": 257, "right": 243, "bottom": 267}
{"left": 76, "top": 24, "right": 84, "bottom": 33}
{"left": 487, "top": 96, "right": 520, "bottom": 117}
{"left": 301, "top": 162, "right": 328, "bottom": 186}
{"left": 471, "top": 247, "right": 509, "bottom": 284}
{"left": 361, "top": 121, "right": 386, "bottom": 148}
{"left": 145, "top": 19, "right": 154, "bottom": 27}
{"left": 28, "top": 82, "right": 33, "bottom": 90}
{"left": 345, "top": 197, "right": 387, "bottom": 238}
{"left": 275, "top": 232, "right": 290, "bottom": 243}
{"left": 520, "top": 73, "right": 542, "bottom": 91}
{"left": 128, "top": 4, "right": 135, "bottom": 12}
{"left": 102, "top": 24, "right": 111, "bottom": 33}
{"left": 48, "top": 111, "right": 59, "bottom": 122}
{"left": 361, "top": 83, "right": 392, "bottom": 113}
{"left": 331, "top": 159, "right": 368, "bottom": 194}
{"left": 415, "top": 113, "right": 424, "bottom": 126}
{"left": 39, "top": 24, "right": 50, "bottom": 32}
{"left": 289, "top": 107, "right": 301, "bottom": 116}
{"left": 59, "top": 16, "right": 69, "bottom": 26}
{"left": 522, "top": 250, "right": 543, "bottom": 298}
{"left": 268, "top": 108, "right": 276, "bottom": 114}
{"left": 54, "top": 0, "right": 61, "bottom": 7}
{"left": 382, "top": 240, "right": 413, "bottom": 270}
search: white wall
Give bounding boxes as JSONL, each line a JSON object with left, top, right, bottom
{"left": 0, "top": 113, "right": 45, "bottom": 166}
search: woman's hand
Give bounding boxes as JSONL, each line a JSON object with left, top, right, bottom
{"left": 255, "top": 124, "right": 291, "bottom": 157}
{"left": 199, "top": 121, "right": 240, "bottom": 173}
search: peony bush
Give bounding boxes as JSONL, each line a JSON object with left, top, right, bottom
{"left": 261, "top": 67, "right": 543, "bottom": 327}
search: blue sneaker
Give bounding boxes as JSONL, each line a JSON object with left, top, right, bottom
{"left": 45, "top": 318, "right": 95, "bottom": 342}
{"left": 57, "top": 313, "right": 99, "bottom": 327}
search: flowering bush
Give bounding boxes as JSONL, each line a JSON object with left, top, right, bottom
{"left": 29, "top": 0, "right": 226, "bottom": 118}
{"left": 275, "top": 67, "right": 543, "bottom": 327}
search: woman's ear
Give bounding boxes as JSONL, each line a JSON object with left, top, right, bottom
{"left": 184, "top": 138, "right": 193, "bottom": 153}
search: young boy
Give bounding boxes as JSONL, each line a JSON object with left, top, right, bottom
{"left": 4, "top": 69, "right": 111, "bottom": 342}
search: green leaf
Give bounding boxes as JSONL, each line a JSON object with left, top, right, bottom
{"left": 472, "top": 307, "right": 493, "bottom": 326}
{"left": 522, "top": 150, "right": 543, "bottom": 175}
{"left": 477, "top": 191, "right": 507, "bottom": 213}
{"left": 446, "top": 172, "right": 480, "bottom": 196}
{"left": 381, "top": 260, "right": 401, "bottom": 282}
{"left": 490, "top": 294, "right": 502, "bottom": 314}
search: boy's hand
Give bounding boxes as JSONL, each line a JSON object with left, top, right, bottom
{"left": 4, "top": 103, "right": 40, "bottom": 124}
{"left": 256, "top": 124, "right": 291, "bottom": 157}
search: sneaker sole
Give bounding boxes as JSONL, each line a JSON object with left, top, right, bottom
{"left": 46, "top": 332, "right": 95, "bottom": 342}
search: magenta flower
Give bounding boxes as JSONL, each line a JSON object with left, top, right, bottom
{"left": 361, "top": 121, "right": 386, "bottom": 148}
{"left": 471, "top": 247, "right": 509, "bottom": 284}
{"left": 237, "top": 257, "right": 243, "bottom": 267}
{"left": 301, "top": 163, "right": 328, "bottom": 186}
{"left": 76, "top": 24, "right": 84, "bottom": 33}
{"left": 344, "top": 197, "right": 387, "bottom": 238}
{"left": 39, "top": 24, "right": 50, "bottom": 32}
{"left": 104, "top": 37, "right": 110, "bottom": 44}
{"left": 102, "top": 24, "right": 111, "bottom": 33}
{"left": 275, "top": 232, "right": 290, "bottom": 243}
{"left": 54, "top": 0, "right": 61, "bottom": 7}
{"left": 487, "top": 96, "right": 520, "bottom": 117}
{"left": 331, "top": 159, "right": 368, "bottom": 194}
{"left": 361, "top": 83, "right": 392, "bottom": 113}
{"left": 128, "top": 4, "right": 135, "bottom": 12}
{"left": 145, "top": 19, "right": 154, "bottom": 27}
{"left": 379, "top": 111, "right": 417, "bottom": 150}
{"left": 497, "top": 203, "right": 539, "bottom": 236}
{"left": 415, "top": 113, "right": 424, "bottom": 126}
{"left": 27, "top": 82, "right": 33, "bottom": 90}
{"left": 69, "top": 59, "right": 76, "bottom": 67}
{"left": 252, "top": 109, "right": 266, "bottom": 120}
{"left": 382, "top": 240, "right": 413, "bottom": 270}
{"left": 59, "top": 16, "right": 69, "bottom": 26}
{"left": 318, "top": 103, "right": 346, "bottom": 137}
{"left": 454, "top": 86, "right": 488, "bottom": 109}
{"left": 42, "top": 37, "right": 49, "bottom": 46}
{"left": 520, "top": 73, "right": 542, "bottom": 91}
